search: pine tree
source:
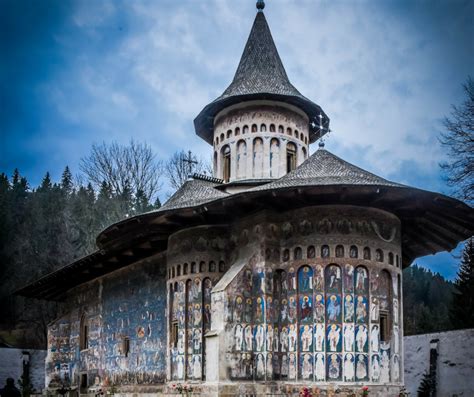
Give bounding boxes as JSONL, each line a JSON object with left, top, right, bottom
{"left": 449, "top": 238, "right": 474, "bottom": 329}
{"left": 417, "top": 371, "right": 436, "bottom": 397}
{"left": 61, "top": 166, "right": 74, "bottom": 195}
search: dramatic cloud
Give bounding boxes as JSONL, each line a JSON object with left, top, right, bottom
{"left": 1, "top": 0, "right": 472, "bottom": 277}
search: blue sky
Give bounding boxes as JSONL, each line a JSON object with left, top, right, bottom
{"left": 1, "top": 0, "right": 472, "bottom": 279}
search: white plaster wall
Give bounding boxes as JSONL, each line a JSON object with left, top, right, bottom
{"left": 0, "top": 348, "right": 46, "bottom": 393}
{"left": 404, "top": 329, "right": 474, "bottom": 397}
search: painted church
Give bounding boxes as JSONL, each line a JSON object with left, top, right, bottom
{"left": 19, "top": 2, "right": 473, "bottom": 396}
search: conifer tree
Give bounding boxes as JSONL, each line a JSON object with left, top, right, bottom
{"left": 61, "top": 166, "right": 74, "bottom": 195}
{"left": 449, "top": 238, "right": 474, "bottom": 328}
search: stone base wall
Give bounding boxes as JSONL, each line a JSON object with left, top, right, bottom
{"left": 0, "top": 348, "right": 46, "bottom": 393}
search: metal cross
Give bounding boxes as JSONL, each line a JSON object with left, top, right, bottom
{"left": 182, "top": 150, "right": 198, "bottom": 176}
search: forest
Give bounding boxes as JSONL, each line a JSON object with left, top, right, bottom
{"left": 0, "top": 141, "right": 472, "bottom": 348}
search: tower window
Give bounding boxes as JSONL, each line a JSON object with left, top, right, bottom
{"left": 260, "top": 124, "right": 266, "bottom": 132}
{"left": 286, "top": 143, "right": 297, "bottom": 173}
{"left": 222, "top": 145, "right": 231, "bottom": 182}
{"left": 252, "top": 124, "right": 258, "bottom": 132}
{"left": 227, "top": 129, "right": 232, "bottom": 139}
{"left": 278, "top": 125, "right": 284, "bottom": 134}
{"left": 379, "top": 311, "right": 390, "bottom": 342}
{"left": 171, "top": 321, "right": 178, "bottom": 348}
{"left": 270, "top": 124, "right": 275, "bottom": 132}
{"left": 122, "top": 337, "right": 130, "bottom": 357}
{"left": 80, "top": 314, "right": 89, "bottom": 350}
{"left": 243, "top": 125, "right": 249, "bottom": 134}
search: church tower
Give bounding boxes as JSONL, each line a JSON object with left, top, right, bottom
{"left": 194, "top": 2, "right": 329, "bottom": 185}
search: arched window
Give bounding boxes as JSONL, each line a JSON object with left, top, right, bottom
{"left": 221, "top": 145, "right": 231, "bottom": 182}
{"left": 286, "top": 127, "right": 292, "bottom": 136}
{"left": 177, "top": 264, "right": 181, "bottom": 277}
{"left": 235, "top": 127, "right": 240, "bottom": 136}
{"left": 220, "top": 133, "right": 225, "bottom": 142}
{"left": 375, "top": 249, "right": 384, "bottom": 263}
{"left": 183, "top": 263, "right": 188, "bottom": 275}
{"left": 270, "top": 124, "right": 276, "bottom": 132}
{"left": 295, "top": 130, "right": 299, "bottom": 139}
{"left": 237, "top": 140, "right": 247, "bottom": 179}
{"left": 213, "top": 151, "right": 217, "bottom": 175}
{"left": 396, "top": 255, "right": 399, "bottom": 268}
{"left": 219, "top": 261, "right": 225, "bottom": 272}
{"left": 227, "top": 129, "right": 232, "bottom": 139}
{"left": 270, "top": 138, "right": 280, "bottom": 178}
{"left": 260, "top": 124, "right": 266, "bottom": 132}
{"left": 302, "top": 146, "right": 307, "bottom": 160}
{"left": 321, "top": 245, "right": 330, "bottom": 258}
{"left": 363, "top": 247, "right": 371, "bottom": 260}
{"left": 168, "top": 269, "right": 171, "bottom": 279}
{"left": 294, "top": 247, "right": 302, "bottom": 260}
{"left": 305, "top": 136, "right": 308, "bottom": 145}
{"left": 336, "top": 245, "right": 344, "bottom": 258}
{"left": 216, "top": 137, "right": 219, "bottom": 145}
{"left": 388, "top": 253, "right": 394, "bottom": 265}
{"left": 283, "top": 249, "right": 290, "bottom": 262}
{"left": 307, "top": 245, "right": 315, "bottom": 259}
{"left": 300, "top": 132, "right": 304, "bottom": 141}
{"left": 251, "top": 124, "right": 258, "bottom": 133}
{"left": 80, "top": 314, "right": 89, "bottom": 350}
{"left": 286, "top": 142, "right": 297, "bottom": 173}
{"left": 172, "top": 267, "right": 175, "bottom": 278}
{"left": 209, "top": 261, "right": 216, "bottom": 272}
{"left": 350, "top": 246, "right": 358, "bottom": 259}
{"left": 199, "top": 261, "right": 206, "bottom": 272}
{"left": 243, "top": 125, "right": 249, "bottom": 134}
{"left": 253, "top": 138, "right": 264, "bottom": 178}
{"left": 191, "top": 262, "right": 196, "bottom": 273}
{"left": 278, "top": 125, "right": 284, "bottom": 134}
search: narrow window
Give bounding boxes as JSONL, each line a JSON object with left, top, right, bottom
{"left": 209, "top": 261, "right": 216, "bottom": 272}
{"left": 375, "top": 249, "right": 384, "bottom": 262}
{"left": 321, "top": 245, "right": 330, "bottom": 258}
{"left": 177, "top": 264, "right": 181, "bottom": 277}
{"left": 235, "top": 127, "right": 240, "bottom": 136}
{"left": 388, "top": 253, "right": 394, "bottom": 265}
{"left": 220, "top": 133, "right": 224, "bottom": 142}
{"left": 199, "top": 261, "right": 206, "bottom": 272}
{"left": 183, "top": 263, "right": 188, "bottom": 275}
{"left": 379, "top": 311, "right": 390, "bottom": 342}
{"left": 396, "top": 255, "right": 399, "bottom": 268}
{"left": 286, "top": 143, "right": 297, "bottom": 173}
{"left": 123, "top": 337, "right": 130, "bottom": 357}
{"left": 80, "top": 315, "right": 89, "bottom": 350}
{"left": 363, "top": 247, "right": 371, "bottom": 260}
{"left": 278, "top": 125, "right": 284, "bottom": 134}
{"left": 260, "top": 124, "right": 266, "bottom": 132}
{"left": 251, "top": 124, "right": 258, "bottom": 132}
{"left": 350, "top": 245, "right": 358, "bottom": 258}
{"left": 307, "top": 245, "right": 315, "bottom": 259}
{"left": 227, "top": 129, "right": 232, "bottom": 139}
{"left": 80, "top": 374, "right": 88, "bottom": 393}
{"left": 294, "top": 247, "right": 302, "bottom": 260}
{"left": 219, "top": 261, "right": 225, "bottom": 272}
{"left": 286, "top": 127, "right": 292, "bottom": 136}
{"left": 335, "top": 245, "right": 344, "bottom": 258}
{"left": 222, "top": 145, "right": 231, "bottom": 182}
{"left": 172, "top": 267, "right": 175, "bottom": 278}
{"left": 243, "top": 125, "right": 249, "bottom": 134}
{"left": 191, "top": 262, "right": 196, "bottom": 273}
{"left": 270, "top": 124, "right": 275, "bottom": 132}
{"left": 171, "top": 321, "right": 179, "bottom": 348}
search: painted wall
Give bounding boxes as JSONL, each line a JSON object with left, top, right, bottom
{"left": 45, "top": 253, "right": 167, "bottom": 390}
{"left": 404, "top": 329, "right": 474, "bottom": 397}
{"left": 0, "top": 348, "right": 46, "bottom": 393}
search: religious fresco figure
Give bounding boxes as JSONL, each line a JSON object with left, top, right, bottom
{"left": 314, "top": 265, "right": 324, "bottom": 290}
{"left": 343, "top": 353, "right": 355, "bottom": 381}
{"left": 307, "top": 245, "right": 315, "bottom": 259}
{"left": 300, "top": 325, "right": 313, "bottom": 351}
{"left": 266, "top": 296, "right": 273, "bottom": 322}
{"left": 255, "top": 353, "right": 265, "bottom": 379}
{"left": 280, "top": 326, "right": 289, "bottom": 352}
{"left": 299, "top": 295, "right": 313, "bottom": 322}
{"left": 356, "top": 325, "right": 368, "bottom": 352}
{"left": 300, "top": 353, "right": 313, "bottom": 380}
{"left": 326, "top": 265, "right": 341, "bottom": 291}
{"left": 288, "top": 267, "right": 297, "bottom": 291}
{"left": 327, "top": 294, "right": 341, "bottom": 323}
{"left": 280, "top": 299, "right": 288, "bottom": 322}
{"left": 370, "top": 297, "right": 379, "bottom": 322}
{"left": 355, "top": 354, "right": 367, "bottom": 381}
{"left": 281, "top": 354, "right": 289, "bottom": 377}
{"left": 281, "top": 271, "right": 288, "bottom": 292}
{"left": 203, "top": 304, "right": 211, "bottom": 332}
{"left": 393, "top": 299, "right": 399, "bottom": 324}
{"left": 193, "top": 328, "right": 202, "bottom": 353}
{"left": 187, "top": 329, "right": 193, "bottom": 355}
{"left": 380, "top": 350, "right": 390, "bottom": 383}
{"left": 288, "top": 296, "right": 297, "bottom": 323}
{"left": 350, "top": 246, "right": 358, "bottom": 259}
{"left": 371, "top": 354, "right": 380, "bottom": 382}
{"left": 266, "top": 324, "right": 274, "bottom": 350}
{"left": 314, "top": 294, "right": 325, "bottom": 322}
{"left": 370, "top": 270, "right": 380, "bottom": 294}
{"left": 191, "top": 278, "right": 201, "bottom": 301}
{"left": 177, "top": 329, "right": 185, "bottom": 354}
{"left": 355, "top": 267, "right": 368, "bottom": 292}
{"left": 254, "top": 324, "right": 265, "bottom": 351}
{"left": 255, "top": 297, "right": 265, "bottom": 323}
{"left": 344, "top": 264, "right": 354, "bottom": 292}
{"left": 244, "top": 298, "right": 253, "bottom": 323}
{"left": 288, "top": 353, "right": 297, "bottom": 379}
{"left": 244, "top": 269, "right": 253, "bottom": 294}
{"left": 343, "top": 324, "right": 355, "bottom": 351}
{"left": 254, "top": 265, "right": 265, "bottom": 294}
{"left": 355, "top": 296, "right": 368, "bottom": 323}
{"left": 344, "top": 294, "right": 354, "bottom": 322}
{"left": 266, "top": 353, "right": 273, "bottom": 378}
{"left": 233, "top": 296, "right": 243, "bottom": 322}
{"left": 327, "top": 324, "right": 341, "bottom": 352}
{"left": 273, "top": 328, "right": 279, "bottom": 351}
{"left": 177, "top": 355, "right": 184, "bottom": 379}
{"left": 321, "top": 245, "right": 330, "bottom": 258}
{"left": 234, "top": 324, "right": 244, "bottom": 351}
{"left": 315, "top": 353, "right": 325, "bottom": 381}
{"left": 314, "top": 323, "right": 325, "bottom": 351}
{"left": 370, "top": 325, "right": 380, "bottom": 352}
{"left": 288, "top": 324, "right": 297, "bottom": 352}
{"left": 327, "top": 353, "right": 341, "bottom": 381}
{"left": 244, "top": 325, "right": 253, "bottom": 351}
{"left": 193, "top": 304, "right": 202, "bottom": 327}
{"left": 186, "top": 355, "right": 193, "bottom": 379}
{"left": 392, "top": 355, "right": 400, "bottom": 382}
{"left": 243, "top": 353, "right": 253, "bottom": 378}
{"left": 393, "top": 326, "right": 399, "bottom": 354}
{"left": 299, "top": 266, "right": 313, "bottom": 291}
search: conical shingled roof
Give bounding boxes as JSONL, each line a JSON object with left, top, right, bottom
{"left": 253, "top": 148, "right": 404, "bottom": 191}
{"left": 194, "top": 11, "right": 329, "bottom": 145}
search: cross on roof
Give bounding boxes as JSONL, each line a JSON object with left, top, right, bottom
{"left": 182, "top": 150, "right": 198, "bottom": 176}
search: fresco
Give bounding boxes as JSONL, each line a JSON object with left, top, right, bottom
{"left": 227, "top": 258, "right": 400, "bottom": 384}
